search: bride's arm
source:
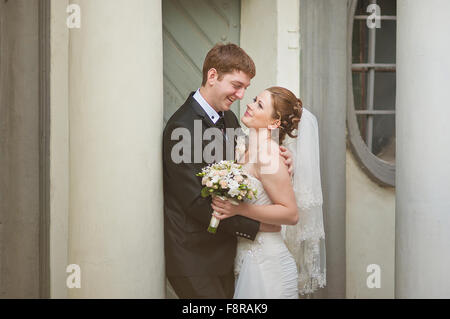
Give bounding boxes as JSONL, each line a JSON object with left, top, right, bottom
{"left": 212, "top": 153, "right": 298, "bottom": 226}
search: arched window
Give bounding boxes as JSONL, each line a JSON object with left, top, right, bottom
{"left": 347, "top": 0, "right": 396, "bottom": 186}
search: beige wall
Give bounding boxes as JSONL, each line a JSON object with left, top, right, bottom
{"left": 241, "top": 0, "right": 300, "bottom": 117}
{"left": 240, "top": 0, "right": 277, "bottom": 118}
{"left": 346, "top": 148, "right": 395, "bottom": 298}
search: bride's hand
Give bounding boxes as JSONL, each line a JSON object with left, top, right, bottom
{"left": 211, "top": 196, "right": 242, "bottom": 220}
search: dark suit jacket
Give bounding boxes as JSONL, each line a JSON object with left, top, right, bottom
{"left": 163, "top": 92, "right": 260, "bottom": 276}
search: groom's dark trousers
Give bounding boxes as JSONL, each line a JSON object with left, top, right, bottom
{"left": 163, "top": 93, "right": 260, "bottom": 299}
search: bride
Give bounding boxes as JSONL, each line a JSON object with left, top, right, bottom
{"left": 211, "top": 86, "right": 326, "bottom": 298}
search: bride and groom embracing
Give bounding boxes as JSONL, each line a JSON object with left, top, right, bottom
{"left": 163, "top": 43, "right": 326, "bottom": 299}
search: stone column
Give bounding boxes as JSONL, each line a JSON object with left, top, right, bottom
{"left": 67, "top": 0, "right": 164, "bottom": 298}
{"left": 396, "top": 0, "right": 450, "bottom": 298}
{"left": 0, "top": 0, "right": 40, "bottom": 298}
{"left": 299, "top": 0, "right": 348, "bottom": 298}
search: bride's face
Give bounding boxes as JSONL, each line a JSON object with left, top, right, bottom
{"left": 241, "top": 90, "right": 278, "bottom": 129}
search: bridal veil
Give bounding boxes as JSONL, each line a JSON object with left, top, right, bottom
{"left": 282, "top": 108, "right": 326, "bottom": 295}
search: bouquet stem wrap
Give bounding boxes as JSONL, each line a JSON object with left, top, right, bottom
{"left": 208, "top": 215, "right": 221, "bottom": 234}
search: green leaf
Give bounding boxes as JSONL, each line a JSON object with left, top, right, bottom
{"left": 201, "top": 187, "right": 211, "bottom": 198}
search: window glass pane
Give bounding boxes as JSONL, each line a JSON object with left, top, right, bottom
{"left": 357, "top": 0, "right": 396, "bottom": 16}
{"left": 354, "top": 71, "right": 396, "bottom": 111}
{"left": 355, "top": 0, "right": 372, "bottom": 15}
{"left": 352, "top": 20, "right": 369, "bottom": 64}
{"left": 375, "top": 20, "right": 396, "bottom": 63}
{"left": 372, "top": 114, "right": 395, "bottom": 163}
{"left": 374, "top": 71, "right": 396, "bottom": 110}
{"left": 376, "top": 0, "right": 397, "bottom": 16}
{"left": 352, "top": 72, "right": 368, "bottom": 111}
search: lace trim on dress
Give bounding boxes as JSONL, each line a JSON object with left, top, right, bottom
{"left": 234, "top": 236, "right": 263, "bottom": 277}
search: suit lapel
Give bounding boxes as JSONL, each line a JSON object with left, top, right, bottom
{"left": 188, "top": 93, "right": 216, "bottom": 129}
{"left": 187, "top": 92, "right": 237, "bottom": 158}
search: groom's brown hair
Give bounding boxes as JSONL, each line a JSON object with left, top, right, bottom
{"left": 201, "top": 43, "right": 256, "bottom": 86}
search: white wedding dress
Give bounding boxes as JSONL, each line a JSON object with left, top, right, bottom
{"left": 233, "top": 173, "right": 299, "bottom": 299}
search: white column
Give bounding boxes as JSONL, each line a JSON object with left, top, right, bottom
{"left": 50, "top": 0, "right": 69, "bottom": 298}
{"left": 396, "top": 0, "right": 450, "bottom": 298}
{"left": 0, "top": 0, "right": 40, "bottom": 298}
{"left": 68, "top": 0, "right": 164, "bottom": 298}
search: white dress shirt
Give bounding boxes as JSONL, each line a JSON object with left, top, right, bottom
{"left": 193, "top": 89, "right": 222, "bottom": 124}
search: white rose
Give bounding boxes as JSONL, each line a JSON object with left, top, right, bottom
{"left": 227, "top": 180, "right": 240, "bottom": 197}
{"left": 220, "top": 180, "right": 228, "bottom": 188}
{"left": 234, "top": 175, "right": 244, "bottom": 183}
{"left": 228, "top": 188, "right": 240, "bottom": 197}
{"left": 211, "top": 175, "right": 219, "bottom": 183}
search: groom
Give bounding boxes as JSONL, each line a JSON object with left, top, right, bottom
{"left": 163, "top": 44, "right": 288, "bottom": 299}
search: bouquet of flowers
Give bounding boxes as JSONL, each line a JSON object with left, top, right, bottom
{"left": 196, "top": 160, "right": 257, "bottom": 234}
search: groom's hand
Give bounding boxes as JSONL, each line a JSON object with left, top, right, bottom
{"left": 259, "top": 223, "right": 281, "bottom": 233}
{"left": 279, "top": 146, "right": 293, "bottom": 177}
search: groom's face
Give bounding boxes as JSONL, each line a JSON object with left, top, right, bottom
{"left": 210, "top": 70, "right": 251, "bottom": 112}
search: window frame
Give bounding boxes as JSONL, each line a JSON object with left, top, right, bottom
{"left": 347, "top": 0, "right": 396, "bottom": 187}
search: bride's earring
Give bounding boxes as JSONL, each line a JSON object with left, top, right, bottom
{"left": 268, "top": 120, "right": 280, "bottom": 130}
